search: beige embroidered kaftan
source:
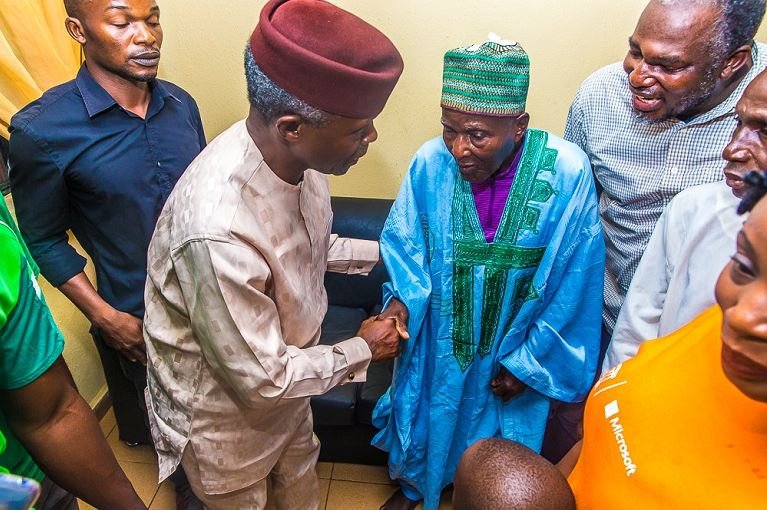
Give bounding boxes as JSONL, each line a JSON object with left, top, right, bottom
{"left": 143, "top": 120, "right": 378, "bottom": 494}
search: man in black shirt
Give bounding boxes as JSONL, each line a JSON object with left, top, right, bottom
{"left": 8, "top": 0, "right": 205, "bottom": 505}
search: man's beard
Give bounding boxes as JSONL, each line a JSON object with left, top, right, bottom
{"left": 648, "top": 66, "right": 719, "bottom": 123}
{"left": 116, "top": 66, "right": 157, "bottom": 83}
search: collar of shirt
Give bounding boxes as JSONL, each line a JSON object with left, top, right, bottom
{"left": 74, "top": 63, "right": 181, "bottom": 119}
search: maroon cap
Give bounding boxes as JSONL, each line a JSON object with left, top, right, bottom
{"left": 250, "top": 0, "right": 404, "bottom": 119}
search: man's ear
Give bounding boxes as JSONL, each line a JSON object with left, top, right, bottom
{"left": 275, "top": 114, "right": 306, "bottom": 143}
{"left": 721, "top": 44, "right": 753, "bottom": 80}
{"left": 514, "top": 113, "right": 530, "bottom": 143}
{"left": 65, "top": 16, "right": 87, "bottom": 45}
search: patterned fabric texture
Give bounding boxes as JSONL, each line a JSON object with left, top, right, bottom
{"left": 372, "top": 131, "right": 604, "bottom": 510}
{"left": 441, "top": 38, "right": 529, "bottom": 116}
{"left": 565, "top": 43, "right": 767, "bottom": 331}
{"left": 144, "top": 120, "right": 377, "bottom": 495}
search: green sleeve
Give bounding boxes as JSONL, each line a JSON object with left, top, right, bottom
{"left": 0, "top": 222, "right": 22, "bottom": 333}
{"left": 0, "top": 220, "right": 64, "bottom": 389}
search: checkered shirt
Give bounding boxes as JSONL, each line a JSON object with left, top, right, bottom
{"left": 565, "top": 43, "right": 767, "bottom": 331}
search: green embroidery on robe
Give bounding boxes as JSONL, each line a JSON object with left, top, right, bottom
{"left": 530, "top": 179, "right": 555, "bottom": 203}
{"left": 450, "top": 129, "right": 557, "bottom": 371}
{"left": 521, "top": 206, "right": 541, "bottom": 233}
{"left": 510, "top": 274, "right": 539, "bottom": 321}
{"left": 420, "top": 212, "right": 436, "bottom": 261}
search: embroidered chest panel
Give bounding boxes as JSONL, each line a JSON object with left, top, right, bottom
{"left": 450, "top": 129, "right": 558, "bottom": 370}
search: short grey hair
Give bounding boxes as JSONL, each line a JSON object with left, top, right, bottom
{"left": 657, "top": 0, "right": 766, "bottom": 62}
{"left": 715, "top": 0, "right": 766, "bottom": 59}
{"left": 243, "top": 44, "right": 332, "bottom": 126}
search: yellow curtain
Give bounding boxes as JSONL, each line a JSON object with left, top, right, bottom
{"left": 0, "top": 0, "right": 80, "bottom": 138}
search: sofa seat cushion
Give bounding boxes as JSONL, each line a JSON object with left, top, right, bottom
{"left": 312, "top": 305, "right": 367, "bottom": 427}
{"left": 356, "top": 359, "right": 392, "bottom": 425}
{"left": 319, "top": 305, "right": 367, "bottom": 346}
{"left": 310, "top": 383, "right": 358, "bottom": 427}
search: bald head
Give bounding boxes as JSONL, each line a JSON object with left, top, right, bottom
{"left": 453, "top": 439, "right": 575, "bottom": 510}
{"left": 650, "top": 0, "right": 765, "bottom": 61}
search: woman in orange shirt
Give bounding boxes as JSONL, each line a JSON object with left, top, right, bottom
{"left": 562, "top": 170, "right": 767, "bottom": 509}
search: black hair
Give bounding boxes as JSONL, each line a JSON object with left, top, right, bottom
{"left": 63, "top": 0, "right": 86, "bottom": 18}
{"left": 737, "top": 171, "right": 767, "bottom": 214}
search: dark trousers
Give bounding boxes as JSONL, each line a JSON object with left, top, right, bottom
{"left": 540, "top": 323, "right": 612, "bottom": 463}
{"left": 91, "top": 329, "right": 203, "bottom": 510}
{"left": 91, "top": 329, "right": 152, "bottom": 445}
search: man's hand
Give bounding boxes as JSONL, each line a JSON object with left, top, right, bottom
{"left": 99, "top": 309, "right": 146, "bottom": 365}
{"left": 58, "top": 272, "right": 146, "bottom": 364}
{"left": 378, "top": 298, "right": 409, "bottom": 336}
{"left": 491, "top": 366, "right": 526, "bottom": 401}
{"left": 357, "top": 315, "right": 405, "bottom": 362}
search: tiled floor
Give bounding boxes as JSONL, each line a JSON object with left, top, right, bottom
{"left": 82, "top": 409, "right": 454, "bottom": 509}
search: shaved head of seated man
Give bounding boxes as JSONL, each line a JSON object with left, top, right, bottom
{"left": 453, "top": 438, "right": 575, "bottom": 510}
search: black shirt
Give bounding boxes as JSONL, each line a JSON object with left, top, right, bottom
{"left": 9, "top": 64, "right": 205, "bottom": 316}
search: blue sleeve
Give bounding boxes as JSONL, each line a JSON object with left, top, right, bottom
{"left": 380, "top": 151, "right": 433, "bottom": 341}
{"left": 500, "top": 157, "right": 605, "bottom": 403}
{"left": 188, "top": 96, "right": 207, "bottom": 149}
{"left": 8, "top": 127, "right": 86, "bottom": 287}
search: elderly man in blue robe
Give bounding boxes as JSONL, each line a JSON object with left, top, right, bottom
{"left": 372, "top": 36, "right": 605, "bottom": 510}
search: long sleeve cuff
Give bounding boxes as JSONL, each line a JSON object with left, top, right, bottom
{"left": 38, "top": 246, "right": 87, "bottom": 287}
{"left": 327, "top": 237, "right": 379, "bottom": 275}
{"left": 332, "top": 336, "right": 372, "bottom": 384}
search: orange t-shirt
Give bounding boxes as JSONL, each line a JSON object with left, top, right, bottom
{"left": 569, "top": 306, "right": 767, "bottom": 509}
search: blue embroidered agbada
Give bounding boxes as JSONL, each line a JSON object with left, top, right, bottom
{"left": 372, "top": 130, "right": 604, "bottom": 509}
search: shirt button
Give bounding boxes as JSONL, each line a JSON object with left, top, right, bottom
{"left": 157, "top": 162, "right": 162, "bottom": 167}
{"left": 670, "top": 166, "right": 679, "bottom": 175}
{"left": 348, "top": 372, "right": 355, "bottom": 381}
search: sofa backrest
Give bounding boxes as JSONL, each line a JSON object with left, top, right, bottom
{"left": 325, "top": 196, "right": 393, "bottom": 313}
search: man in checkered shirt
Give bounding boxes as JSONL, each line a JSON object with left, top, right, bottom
{"left": 565, "top": 0, "right": 767, "bottom": 343}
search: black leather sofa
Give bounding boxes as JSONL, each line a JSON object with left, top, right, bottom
{"left": 310, "top": 196, "right": 394, "bottom": 466}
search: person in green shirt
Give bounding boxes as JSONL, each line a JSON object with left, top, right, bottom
{"left": 0, "top": 203, "right": 144, "bottom": 510}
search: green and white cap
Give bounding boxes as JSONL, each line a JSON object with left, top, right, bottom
{"left": 441, "top": 33, "right": 529, "bottom": 117}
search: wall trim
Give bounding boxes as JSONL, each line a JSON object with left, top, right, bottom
{"left": 89, "top": 386, "right": 111, "bottom": 420}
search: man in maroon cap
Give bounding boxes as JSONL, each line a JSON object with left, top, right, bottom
{"left": 142, "top": 0, "right": 405, "bottom": 508}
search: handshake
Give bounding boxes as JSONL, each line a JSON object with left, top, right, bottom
{"left": 357, "top": 298, "right": 409, "bottom": 362}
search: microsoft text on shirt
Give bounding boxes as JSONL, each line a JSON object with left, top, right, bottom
{"left": 604, "top": 399, "right": 638, "bottom": 477}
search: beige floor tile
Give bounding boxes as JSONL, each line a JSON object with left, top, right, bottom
{"left": 77, "top": 500, "right": 96, "bottom": 510}
{"left": 107, "top": 426, "right": 158, "bottom": 464}
{"left": 263, "top": 474, "right": 328, "bottom": 509}
{"left": 316, "top": 461, "right": 333, "bottom": 479}
{"left": 331, "top": 463, "right": 393, "bottom": 485}
{"left": 120, "top": 460, "right": 161, "bottom": 505}
{"left": 149, "top": 480, "right": 176, "bottom": 510}
{"left": 326, "top": 480, "right": 397, "bottom": 510}
{"left": 319, "top": 478, "right": 330, "bottom": 509}
{"left": 99, "top": 408, "right": 117, "bottom": 437}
